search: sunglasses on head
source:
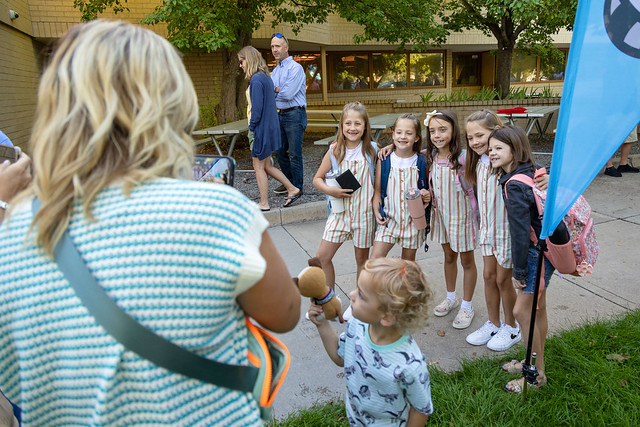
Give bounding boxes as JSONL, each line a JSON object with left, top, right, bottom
{"left": 271, "top": 33, "right": 288, "bottom": 44}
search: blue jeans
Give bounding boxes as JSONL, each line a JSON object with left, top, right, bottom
{"left": 276, "top": 108, "right": 306, "bottom": 190}
{"left": 523, "top": 246, "right": 555, "bottom": 293}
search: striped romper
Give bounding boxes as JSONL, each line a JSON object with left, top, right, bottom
{"left": 430, "top": 150, "right": 477, "bottom": 252}
{"left": 375, "top": 152, "right": 426, "bottom": 250}
{"left": 323, "top": 143, "right": 376, "bottom": 248}
{"left": 476, "top": 155, "right": 512, "bottom": 268}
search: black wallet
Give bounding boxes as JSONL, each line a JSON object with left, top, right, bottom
{"left": 336, "top": 169, "right": 361, "bottom": 192}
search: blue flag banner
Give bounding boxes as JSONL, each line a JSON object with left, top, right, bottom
{"left": 541, "top": 0, "right": 640, "bottom": 239}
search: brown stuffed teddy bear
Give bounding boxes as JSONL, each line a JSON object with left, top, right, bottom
{"left": 295, "top": 257, "right": 342, "bottom": 321}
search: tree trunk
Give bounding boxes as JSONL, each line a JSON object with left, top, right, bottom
{"left": 216, "top": 31, "right": 251, "bottom": 123}
{"left": 495, "top": 43, "right": 514, "bottom": 99}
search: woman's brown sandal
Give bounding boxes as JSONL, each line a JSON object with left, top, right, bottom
{"left": 503, "top": 374, "right": 547, "bottom": 394}
{"left": 501, "top": 359, "right": 524, "bottom": 374}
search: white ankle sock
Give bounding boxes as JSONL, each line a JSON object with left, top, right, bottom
{"left": 461, "top": 300, "right": 472, "bottom": 311}
{"left": 446, "top": 291, "right": 456, "bottom": 302}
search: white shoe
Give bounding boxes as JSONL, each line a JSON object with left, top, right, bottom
{"left": 487, "top": 322, "right": 522, "bottom": 351}
{"left": 433, "top": 298, "right": 460, "bottom": 317}
{"left": 466, "top": 320, "right": 500, "bottom": 345}
{"left": 452, "top": 307, "right": 474, "bottom": 329}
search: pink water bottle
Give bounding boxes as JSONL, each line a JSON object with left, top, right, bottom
{"left": 405, "top": 188, "right": 427, "bottom": 230}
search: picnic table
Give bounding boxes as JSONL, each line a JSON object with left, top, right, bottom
{"left": 194, "top": 110, "right": 344, "bottom": 152}
{"left": 192, "top": 118, "right": 249, "bottom": 157}
{"left": 497, "top": 106, "right": 559, "bottom": 138}
{"left": 313, "top": 112, "right": 411, "bottom": 145}
{"left": 306, "top": 109, "right": 343, "bottom": 125}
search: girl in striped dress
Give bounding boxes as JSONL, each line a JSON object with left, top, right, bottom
{"left": 464, "top": 110, "right": 548, "bottom": 353}
{"left": 313, "top": 102, "right": 378, "bottom": 307}
{"left": 371, "top": 114, "right": 431, "bottom": 261}
{"left": 463, "top": 110, "right": 521, "bottom": 350}
{"left": 425, "top": 110, "right": 478, "bottom": 330}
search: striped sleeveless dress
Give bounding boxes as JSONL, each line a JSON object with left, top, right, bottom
{"left": 429, "top": 150, "right": 477, "bottom": 252}
{"left": 375, "top": 153, "right": 425, "bottom": 250}
{"left": 476, "top": 156, "right": 512, "bottom": 268}
{"left": 323, "top": 143, "right": 376, "bottom": 248}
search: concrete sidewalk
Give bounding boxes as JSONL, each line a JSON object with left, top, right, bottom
{"left": 264, "top": 167, "right": 640, "bottom": 419}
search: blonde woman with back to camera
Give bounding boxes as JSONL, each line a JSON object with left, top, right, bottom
{"left": 0, "top": 20, "right": 300, "bottom": 426}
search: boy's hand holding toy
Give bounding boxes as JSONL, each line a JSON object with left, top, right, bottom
{"left": 294, "top": 257, "right": 344, "bottom": 322}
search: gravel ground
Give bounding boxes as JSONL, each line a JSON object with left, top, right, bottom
{"left": 196, "top": 130, "right": 638, "bottom": 208}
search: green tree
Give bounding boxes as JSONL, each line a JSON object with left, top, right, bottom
{"left": 74, "top": 0, "right": 285, "bottom": 123}
{"left": 277, "top": 0, "right": 577, "bottom": 98}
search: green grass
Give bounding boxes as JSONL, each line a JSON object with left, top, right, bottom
{"left": 269, "top": 310, "right": 640, "bottom": 426}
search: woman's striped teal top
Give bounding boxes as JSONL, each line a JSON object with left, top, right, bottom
{"left": 0, "top": 178, "right": 268, "bottom": 426}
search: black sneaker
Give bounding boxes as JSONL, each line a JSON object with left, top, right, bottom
{"left": 617, "top": 164, "right": 640, "bottom": 173}
{"left": 604, "top": 166, "right": 622, "bottom": 177}
{"left": 273, "top": 185, "right": 287, "bottom": 194}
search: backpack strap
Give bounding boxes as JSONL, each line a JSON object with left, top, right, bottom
{"left": 326, "top": 144, "right": 340, "bottom": 216}
{"left": 505, "top": 174, "right": 544, "bottom": 216}
{"left": 417, "top": 154, "right": 428, "bottom": 190}
{"left": 366, "top": 140, "right": 378, "bottom": 186}
{"left": 379, "top": 155, "right": 391, "bottom": 210}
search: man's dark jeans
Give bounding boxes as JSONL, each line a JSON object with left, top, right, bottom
{"left": 276, "top": 108, "right": 306, "bottom": 190}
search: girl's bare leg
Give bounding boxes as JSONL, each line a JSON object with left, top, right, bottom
{"left": 482, "top": 255, "right": 501, "bottom": 327}
{"left": 315, "top": 240, "right": 342, "bottom": 289}
{"left": 370, "top": 241, "right": 394, "bottom": 259}
{"left": 496, "top": 263, "right": 517, "bottom": 328}
{"left": 459, "top": 250, "right": 477, "bottom": 302}
{"left": 442, "top": 243, "right": 459, "bottom": 293}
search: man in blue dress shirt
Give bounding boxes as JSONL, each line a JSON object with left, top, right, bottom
{"left": 270, "top": 33, "right": 307, "bottom": 198}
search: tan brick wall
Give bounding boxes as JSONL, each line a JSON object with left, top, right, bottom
{"left": 257, "top": 12, "right": 572, "bottom": 47}
{"left": 28, "top": 0, "right": 165, "bottom": 38}
{"left": 183, "top": 52, "right": 224, "bottom": 125}
{"left": 0, "top": 23, "right": 41, "bottom": 150}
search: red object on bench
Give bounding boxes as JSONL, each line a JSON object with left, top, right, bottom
{"left": 497, "top": 107, "right": 528, "bottom": 114}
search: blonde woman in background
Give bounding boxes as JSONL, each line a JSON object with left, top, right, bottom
{"left": 238, "top": 46, "right": 301, "bottom": 210}
{"left": 0, "top": 20, "right": 300, "bottom": 426}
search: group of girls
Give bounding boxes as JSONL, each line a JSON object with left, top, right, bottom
{"left": 313, "top": 102, "right": 551, "bottom": 392}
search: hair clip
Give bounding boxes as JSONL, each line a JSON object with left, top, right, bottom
{"left": 424, "top": 110, "right": 440, "bottom": 127}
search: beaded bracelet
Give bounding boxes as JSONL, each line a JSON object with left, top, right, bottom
{"left": 313, "top": 288, "right": 335, "bottom": 305}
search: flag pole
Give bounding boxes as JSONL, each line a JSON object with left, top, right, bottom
{"left": 521, "top": 239, "right": 546, "bottom": 403}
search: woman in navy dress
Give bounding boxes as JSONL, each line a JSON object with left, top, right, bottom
{"left": 238, "top": 46, "right": 301, "bottom": 211}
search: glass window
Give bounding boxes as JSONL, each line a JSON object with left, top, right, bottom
{"left": 510, "top": 52, "right": 537, "bottom": 82}
{"left": 453, "top": 53, "right": 480, "bottom": 85}
{"left": 539, "top": 50, "right": 566, "bottom": 81}
{"left": 332, "top": 54, "right": 370, "bottom": 90}
{"left": 410, "top": 53, "right": 444, "bottom": 87}
{"left": 372, "top": 53, "right": 407, "bottom": 88}
{"left": 264, "top": 52, "right": 323, "bottom": 92}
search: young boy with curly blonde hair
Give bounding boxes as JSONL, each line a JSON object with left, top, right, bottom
{"left": 308, "top": 258, "right": 435, "bottom": 426}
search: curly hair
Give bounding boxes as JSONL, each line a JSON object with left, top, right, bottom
{"left": 363, "top": 258, "right": 435, "bottom": 333}
{"left": 24, "top": 20, "right": 198, "bottom": 256}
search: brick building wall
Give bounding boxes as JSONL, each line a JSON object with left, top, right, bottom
{"left": 1, "top": 0, "right": 40, "bottom": 149}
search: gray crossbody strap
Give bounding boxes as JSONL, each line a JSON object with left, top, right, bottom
{"left": 33, "top": 198, "right": 257, "bottom": 392}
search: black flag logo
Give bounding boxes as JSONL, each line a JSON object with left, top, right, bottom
{"left": 604, "top": 0, "right": 640, "bottom": 58}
